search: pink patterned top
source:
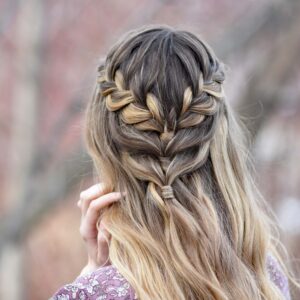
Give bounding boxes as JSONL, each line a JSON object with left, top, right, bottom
{"left": 50, "top": 253, "right": 291, "bottom": 300}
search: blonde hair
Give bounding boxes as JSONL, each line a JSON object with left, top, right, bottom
{"left": 84, "top": 24, "right": 298, "bottom": 299}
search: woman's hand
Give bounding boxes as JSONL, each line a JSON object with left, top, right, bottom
{"left": 77, "top": 182, "right": 123, "bottom": 276}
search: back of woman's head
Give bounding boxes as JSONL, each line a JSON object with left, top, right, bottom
{"left": 84, "top": 24, "right": 291, "bottom": 299}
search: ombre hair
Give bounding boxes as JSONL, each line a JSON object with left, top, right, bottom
{"left": 84, "top": 24, "right": 298, "bottom": 299}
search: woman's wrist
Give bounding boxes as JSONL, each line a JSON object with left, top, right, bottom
{"left": 79, "top": 261, "right": 98, "bottom": 276}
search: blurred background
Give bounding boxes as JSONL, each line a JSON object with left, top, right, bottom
{"left": 0, "top": 0, "right": 300, "bottom": 299}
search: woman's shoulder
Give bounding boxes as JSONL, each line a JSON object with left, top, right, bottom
{"left": 49, "top": 264, "right": 137, "bottom": 300}
{"left": 266, "top": 252, "right": 291, "bottom": 300}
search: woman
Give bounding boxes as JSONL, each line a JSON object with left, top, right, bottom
{"left": 50, "top": 24, "right": 297, "bottom": 299}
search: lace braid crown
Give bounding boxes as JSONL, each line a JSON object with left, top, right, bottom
{"left": 96, "top": 67, "right": 225, "bottom": 201}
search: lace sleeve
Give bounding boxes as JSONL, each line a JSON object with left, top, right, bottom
{"left": 266, "top": 253, "right": 291, "bottom": 300}
{"left": 49, "top": 265, "right": 137, "bottom": 300}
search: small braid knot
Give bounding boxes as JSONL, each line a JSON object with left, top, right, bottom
{"left": 161, "top": 185, "right": 174, "bottom": 199}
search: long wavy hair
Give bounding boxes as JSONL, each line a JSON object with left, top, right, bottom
{"left": 84, "top": 24, "right": 297, "bottom": 299}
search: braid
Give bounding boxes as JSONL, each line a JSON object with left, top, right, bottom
{"left": 97, "top": 66, "right": 225, "bottom": 206}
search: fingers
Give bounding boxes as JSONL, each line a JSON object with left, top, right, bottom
{"left": 78, "top": 183, "right": 112, "bottom": 215}
{"left": 79, "top": 192, "right": 123, "bottom": 241}
{"left": 85, "top": 192, "right": 123, "bottom": 227}
{"left": 78, "top": 183, "right": 125, "bottom": 268}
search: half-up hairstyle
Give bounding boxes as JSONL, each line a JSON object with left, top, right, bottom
{"left": 84, "top": 24, "right": 296, "bottom": 299}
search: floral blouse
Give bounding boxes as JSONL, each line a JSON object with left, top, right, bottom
{"left": 50, "top": 253, "right": 291, "bottom": 300}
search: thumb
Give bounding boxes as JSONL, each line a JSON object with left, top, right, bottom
{"left": 96, "top": 222, "right": 111, "bottom": 266}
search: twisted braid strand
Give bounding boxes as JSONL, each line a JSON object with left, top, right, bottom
{"left": 97, "top": 69, "right": 224, "bottom": 205}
